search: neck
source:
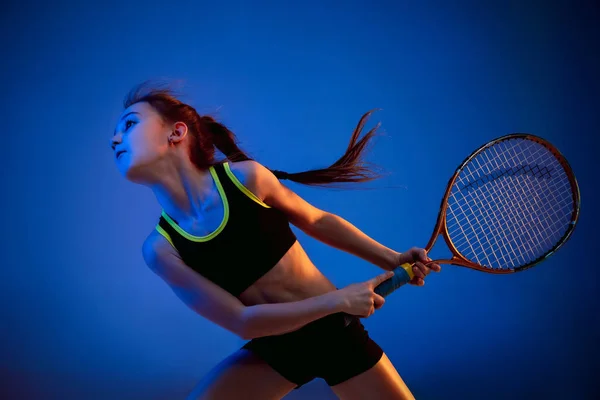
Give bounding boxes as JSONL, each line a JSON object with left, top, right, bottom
{"left": 147, "top": 155, "right": 216, "bottom": 222}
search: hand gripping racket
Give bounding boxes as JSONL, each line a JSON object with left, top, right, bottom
{"left": 375, "top": 133, "right": 580, "bottom": 297}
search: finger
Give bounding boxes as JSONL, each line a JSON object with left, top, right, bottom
{"left": 410, "top": 277, "right": 425, "bottom": 286}
{"left": 429, "top": 262, "right": 441, "bottom": 272}
{"left": 373, "top": 294, "right": 385, "bottom": 309}
{"left": 412, "top": 262, "right": 426, "bottom": 279}
{"left": 368, "top": 270, "right": 394, "bottom": 287}
{"left": 419, "top": 261, "right": 433, "bottom": 276}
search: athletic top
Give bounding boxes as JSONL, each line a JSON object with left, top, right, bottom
{"left": 155, "top": 162, "right": 297, "bottom": 297}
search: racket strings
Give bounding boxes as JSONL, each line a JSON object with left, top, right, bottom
{"left": 459, "top": 141, "right": 569, "bottom": 267}
{"left": 445, "top": 138, "right": 574, "bottom": 270}
{"left": 488, "top": 141, "right": 574, "bottom": 250}
{"left": 466, "top": 141, "right": 568, "bottom": 266}
{"left": 449, "top": 142, "right": 548, "bottom": 267}
{"left": 484, "top": 144, "right": 550, "bottom": 263}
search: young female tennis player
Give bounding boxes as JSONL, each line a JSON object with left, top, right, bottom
{"left": 110, "top": 82, "right": 440, "bottom": 400}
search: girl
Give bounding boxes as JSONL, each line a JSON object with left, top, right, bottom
{"left": 110, "top": 82, "right": 440, "bottom": 400}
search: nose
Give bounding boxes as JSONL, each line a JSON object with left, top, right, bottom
{"left": 110, "top": 133, "right": 122, "bottom": 150}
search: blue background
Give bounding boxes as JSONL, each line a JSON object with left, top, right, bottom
{"left": 2, "top": 0, "right": 598, "bottom": 399}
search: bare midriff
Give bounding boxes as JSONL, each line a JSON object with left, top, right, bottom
{"left": 238, "top": 240, "right": 337, "bottom": 306}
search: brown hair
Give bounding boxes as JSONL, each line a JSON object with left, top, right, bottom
{"left": 123, "top": 81, "right": 383, "bottom": 187}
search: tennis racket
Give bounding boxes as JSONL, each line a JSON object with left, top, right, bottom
{"left": 374, "top": 133, "right": 580, "bottom": 297}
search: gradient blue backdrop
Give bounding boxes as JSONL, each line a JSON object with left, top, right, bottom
{"left": 2, "top": 1, "right": 598, "bottom": 399}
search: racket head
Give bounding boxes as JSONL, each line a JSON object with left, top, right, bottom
{"left": 431, "top": 133, "right": 580, "bottom": 273}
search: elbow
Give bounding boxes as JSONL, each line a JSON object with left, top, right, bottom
{"left": 236, "top": 309, "right": 257, "bottom": 340}
{"left": 300, "top": 212, "right": 330, "bottom": 237}
{"left": 236, "top": 306, "right": 282, "bottom": 340}
{"left": 218, "top": 315, "right": 254, "bottom": 340}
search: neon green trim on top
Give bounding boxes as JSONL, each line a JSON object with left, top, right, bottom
{"left": 155, "top": 225, "right": 175, "bottom": 248}
{"left": 223, "top": 162, "right": 271, "bottom": 209}
{"left": 160, "top": 166, "right": 230, "bottom": 242}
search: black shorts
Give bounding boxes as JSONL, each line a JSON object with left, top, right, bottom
{"left": 241, "top": 312, "right": 384, "bottom": 388}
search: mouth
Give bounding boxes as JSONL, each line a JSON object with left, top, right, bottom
{"left": 116, "top": 150, "right": 127, "bottom": 159}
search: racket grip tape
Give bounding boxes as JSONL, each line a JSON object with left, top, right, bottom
{"left": 374, "top": 263, "right": 414, "bottom": 297}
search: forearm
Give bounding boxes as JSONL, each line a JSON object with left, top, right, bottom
{"left": 306, "top": 213, "right": 401, "bottom": 270}
{"left": 240, "top": 291, "right": 343, "bottom": 339}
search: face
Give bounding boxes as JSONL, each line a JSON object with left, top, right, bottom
{"left": 111, "top": 102, "right": 182, "bottom": 183}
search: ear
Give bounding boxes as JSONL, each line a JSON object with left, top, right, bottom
{"left": 169, "top": 122, "right": 188, "bottom": 144}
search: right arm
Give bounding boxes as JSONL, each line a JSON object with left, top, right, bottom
{"left": 142, "top": 231, "right": 349, "bottom": 339}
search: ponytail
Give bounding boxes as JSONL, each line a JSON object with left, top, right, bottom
{"left": 199, "top": 116, "right": 251, "bottom": 163}
{"left": 269, "top": 109, "right": 383, "bottom": 186}
{"left": 202, "top": 110, "right": 383, "bottom": 186}
{"left": 199, "top": 116, "right": 292, "bottom": 181}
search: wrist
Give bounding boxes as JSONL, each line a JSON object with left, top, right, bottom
{"left": 325, "top": 290, "right": 347, "bottom": 314}
{"left": 383, "top": 249, "right": 403, "bottom": 270}
{"left": 395, "top": 251, "right": 413, "bottom": 266}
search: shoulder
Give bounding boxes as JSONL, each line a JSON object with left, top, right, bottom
{"left": 226, "top": 160, "right": 271, "bottom": 180}
{"left": 142, "top": 228, "right": 178, "bottom": 273}
{"left": 225, "top": 160, "right": 279, "bottom": 192}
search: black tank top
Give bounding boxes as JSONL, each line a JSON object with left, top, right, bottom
{"left": 155, "top": 162, "right": 297, "bottom": 297}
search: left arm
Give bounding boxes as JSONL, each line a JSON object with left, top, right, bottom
{"left": 297, "top": 212, "right": 402, "bottom": 271}
{"left": 236, "top": 161, "right": 410, "bottom": 270}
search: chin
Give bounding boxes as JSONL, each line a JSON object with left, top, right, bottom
{"left": 125, "top": 169, "right": 153, "bottom": 185}
{"left": 119, "top": 153, "right": 164, "bottom": 185}
{"left": 123, "top": 163, "right": 155, "bottom": 185}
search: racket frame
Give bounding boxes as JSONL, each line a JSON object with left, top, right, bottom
{"left": 424, "top": 133, "right": 580, "bottom": 274}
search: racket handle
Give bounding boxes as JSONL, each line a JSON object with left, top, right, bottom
{"left": 374, "top": 263, "right": 414, "bottom": 297}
